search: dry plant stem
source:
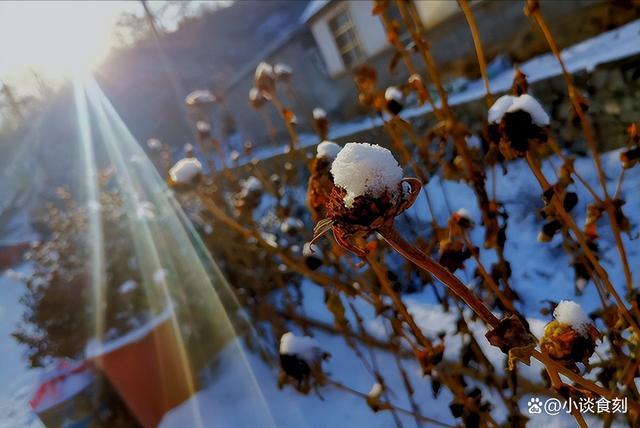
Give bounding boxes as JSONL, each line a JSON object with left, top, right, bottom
{"left": 525, "top": 153, "right": 640, "bottom": 336}
{"left": 366, "top": 252, "right": 433, "bottom": 351}
{"left": 546, "top": 136, "right": 602, "bottom": 203}
{"left": 269, "top": 94, "right": 299, "bottom": 150}
{"left": 396, "top": 0, "right": 451, "bottom": 117}
{"left": 461, "top": 233, "right": 517, "bottom": 313}
{"left": 397, "top": 0, "right": 515, "bottom": 298}
{"left": 379, "top": 226, "right": 500, "bottom": 328}
{"left": 325, "top": 378, "right": 455, "bottom": 428}
{"left": 196, "top": 189, "right": 369, "bottom": 302}
{"left": 530, "top": 8, "right": 637, "bottom": 310}
{"left": 457, "top": 0, "right": 493, "bottom": 106}
{"left": 545, "top": 365, "right": 589, "bottom": 428}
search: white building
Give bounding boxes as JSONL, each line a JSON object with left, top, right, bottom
{"left": 302, "top": 0, "right": 460, "bottom": 77}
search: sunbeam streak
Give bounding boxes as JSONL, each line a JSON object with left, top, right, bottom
{"left": 73, "top": 74, "right": 281, "bottom": 427}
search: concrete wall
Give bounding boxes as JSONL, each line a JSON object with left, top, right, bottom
{"left": 310, "top": 1, "right": 388, "bottom": 77}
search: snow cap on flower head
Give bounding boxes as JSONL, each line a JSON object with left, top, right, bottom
{"left": 553, "top": 300, "right": 592, "bottom": 337}
{"left": 316, "top": 140, "right": 341, "bottom": 160}
{"left": 147, "top": 138, "right": 162, "bottom": 150}
{"left": 274, "top": 62, "right": 293, "bottom": 76}
{"left": 488, "top": 94, "right": 549, "bottom": 126}
{"left": 384, "top": 86, "right": 403, "bottom": 102}
{"left": 255, "top": 62, "right": 274, "bottom": 80}
{"left": 196, "top": 121, "right": 210, "bottom": 133}
{"left": 279, "top": 332, "right": 323, "bottom": 364}
{"left": 185, "top": 90, "right": 215, "bottom": 107}
{"left": 330, "top": 142, "right": 403, "bottom": 208}
{"left": 312, "top": 108, "right": 327, "bottom": 120}
{"left": 169, "top": 158, "right": 202, "bottom": 184}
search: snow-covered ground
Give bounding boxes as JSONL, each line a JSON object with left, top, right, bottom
{"left": 2, "top": 19, "right": 639, "bottom": 428}
{"left": 0, "top": 265, "right": 43, "bottom": 428}
{"left": 161, "top": 147, "right": 637, "bottom": 427}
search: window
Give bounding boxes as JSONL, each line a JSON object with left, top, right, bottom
{"left": 328, "top": 8, "right": 365, "bottom": 68}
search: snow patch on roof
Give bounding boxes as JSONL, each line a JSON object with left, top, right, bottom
{"left": 330, "top": 143, "right": 403, "bottom": 208}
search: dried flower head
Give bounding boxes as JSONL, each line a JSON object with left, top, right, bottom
{"left": 185, "top": 90, "right": 215, "bottom": 108}
{"left": 313, "top": 108, "right": 329, "bottom": 140}
{"left": 168, "top": 157, "right": 202, "bottom": 186}
{"left": 274, "top": 62, "right": 293, "bottom": 81}
{"left": 249, "top": 87, "right": 268, "bottom": 109}
{"left": 307, "top": 141, "right": 341, "bottom": 220}
{"left": 384, "top": 86, "right": 404, "bottom": 115}
{"left": 488, "top": 94, "right": 549, "bottom": 157}
{"left": 147, "top": 138, "right": 162, "bottom": 150}
{"left": 278, "top": 332, "right": 329, "bottom": 393}
{"left": 255, "top": 62, "right": 276, "bottom": 94}
{"left": 540, "top": 300, "right": 599, "bottom": 367}
{"left": 311, "top": 142, "right": 421, "bottom": 256}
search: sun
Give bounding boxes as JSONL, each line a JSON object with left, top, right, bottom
{"left": 0, "top": 1, "right": 127, "bottom": 80}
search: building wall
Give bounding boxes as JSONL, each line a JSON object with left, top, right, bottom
{"left": 310, "top": 1, "right": 387, "bottom": 77}
{"left": 222, "top": 29, "right": 353, "bottom": 148}
{"left": 414, "top": 0, "right": 460, "bottom": 29}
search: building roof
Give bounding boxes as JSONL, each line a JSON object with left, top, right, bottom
{"left": 300, "top": 0, "right": 332, "bottom": 24}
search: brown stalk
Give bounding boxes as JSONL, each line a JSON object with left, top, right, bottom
{"left": 325, "top": 378, "right": 456, "bottom": 428}
{"left": 379, "top": 226, "right": 500, "bottom": 328}
{"left": 457, "top": 0, "right": 493, "bottom": 107}
{"left": 525, "top": 153, "right": 640, "bottom": 336}
{"left": 528, "top": 5, "right": 637, "bottom": 315}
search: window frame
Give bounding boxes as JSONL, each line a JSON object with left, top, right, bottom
{"left": 327, "top": 5, "right": 366, "bottom": 69}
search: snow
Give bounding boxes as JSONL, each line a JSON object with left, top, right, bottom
{"left": 169, "top": 157, "right": 202, "bottom": 184}
{"left": 384, "top": 86, "right": 402, "bottom": 102}
{"left": 488, "top": 95, "right": 517, "bottom": 124}
{"left": 255, "top": 62, "right": 275, "bottom": 80}
{"left": 196, "top": 121, "right": 210, "bottom": 133}
{"left": 136, "top": 201, "right": 156, "bottom": 220}
{"left": 30, "top": 360, "right": 93, "bottom": 413}
{"left": 367, "top": 382, "right": 382, "bottom": 399}
{"left": 241, "top": 176, "right": 262, "bottom": 193}
{"left": 249, "top": 87, "right": 263, "bottom": 101}
{"left": 280, "top": 217, "right": 304, "bottom": 233}
{"left": 330, "top": 143, "right": 403, "bottom": 208}
{"left": 185, "top": 90, "right": 215, "bottom": 106}
{"left": 118, "top": 279, "right": 137, "bottom": 294}
{"left": 554, "top": 300, "right": 592, "bottom": 336}
{"left": 274, "top": 63, "right": 292, "bottom": 76}
{"left": 84, "top": 305, "right": 174, "bottom": 359}
{"left": 507, "top": 94, "right": 550, "bottom": 125}
{"left": 153, "top": 268, "right": 168, "bottom": 284}
{"left": 455, "top": 208, "right": 471, "bottom": 220}
{"left": 488, "top": 94, "right": 549, "bottom": 125}
{"left": 315, "top": 140, "right": 341, "bottom": 159}
{"left": 279, "top": 332, "right": 323, "bottom": 365}
{"left": 147, "top": 138, "right": 162, "bottom": 150}
{"left": 312, "top": 108, "right": 326, "bottom": 120}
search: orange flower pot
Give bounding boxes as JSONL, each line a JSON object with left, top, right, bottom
{"left": 88, "top": 311, "right": 197, "bottom": 428}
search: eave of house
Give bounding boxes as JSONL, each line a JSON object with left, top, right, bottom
{"left": 300, "top": 0, "right": 333, "bottom": 24}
